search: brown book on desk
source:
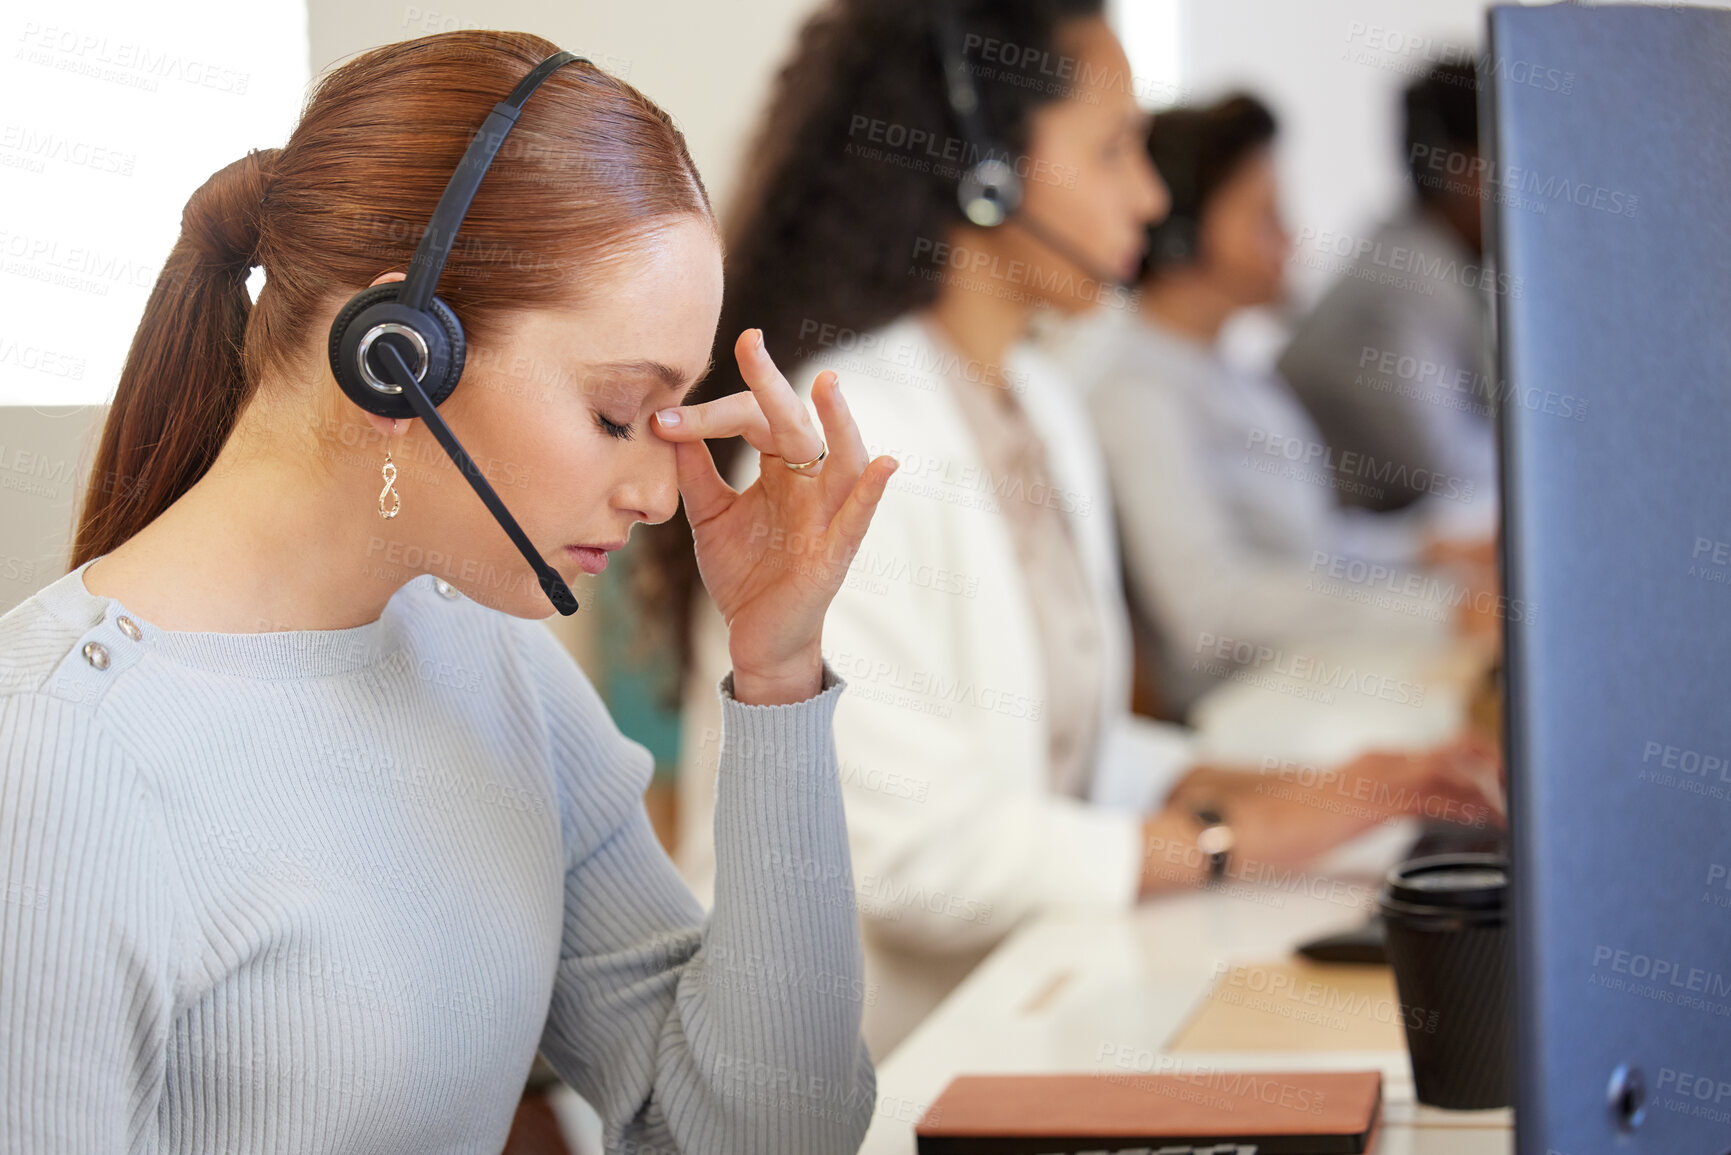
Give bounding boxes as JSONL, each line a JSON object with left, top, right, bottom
{"left": 914, "top": 1069, "right": 1382, "bottom": 1155}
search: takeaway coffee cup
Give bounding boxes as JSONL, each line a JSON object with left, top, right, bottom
{"left": 1377, "top": 853, "right": 1513, "bottom": 1110}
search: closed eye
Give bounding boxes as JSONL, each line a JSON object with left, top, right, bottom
{"left": 595, "top": 412, "right": 635, "bottom": 441}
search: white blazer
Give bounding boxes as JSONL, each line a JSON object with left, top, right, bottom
{"left": 675, "top": 313, "right": 1191, "bottom": 1055}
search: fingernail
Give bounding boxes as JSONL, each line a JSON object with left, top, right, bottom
{"left": 655, "top": 408, "right": 681, "bottom": 428}
{"left": 753, "top": 328, "right": 765, "bottom": 351}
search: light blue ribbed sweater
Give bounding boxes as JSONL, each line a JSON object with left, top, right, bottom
{"left": 0, "top": 558, "right": 875, "bottom": 1154}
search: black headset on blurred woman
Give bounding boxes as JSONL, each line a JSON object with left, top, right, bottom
{"left": 930, "top": 3, "right": 1129, "bottom": 290}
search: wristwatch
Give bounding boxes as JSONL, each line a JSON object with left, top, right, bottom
{"left": 1191, "top": 805, "right": 1235, "bottom": 885}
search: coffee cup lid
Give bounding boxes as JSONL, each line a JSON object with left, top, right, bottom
{"left": 1380, "top": 853, "right": 1508, "bottom": 917}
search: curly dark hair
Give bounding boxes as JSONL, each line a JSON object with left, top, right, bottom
{"left": 634, "top": 0, "right": 1107, "bottom": 697}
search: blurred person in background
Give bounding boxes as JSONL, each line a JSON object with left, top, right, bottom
{"left": 1278, "top": 61, "right": 1500, "bottom": 543}
{"left": 640, "top": 0, "right": 1503, "bottom": 1059}
{"left": 1063, "top": 93, "right": 1494, "bottom": 723}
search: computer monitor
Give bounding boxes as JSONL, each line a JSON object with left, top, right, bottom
{"left": 1488, "top": 5, "right": 1731, "bottom": 1154}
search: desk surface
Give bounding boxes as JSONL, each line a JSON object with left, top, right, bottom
{"left": 859, "top": 885, "right": 1514, "bottom": 1155}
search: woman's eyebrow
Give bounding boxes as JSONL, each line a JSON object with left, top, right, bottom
{"left": 679, "top": 366, "right": 713, "bottom": 404}
{"left": 587, "top": 359, "right": 689, "bottom": 387}
{"left": 586, "top": 357, "right": 716, "bottom": 400}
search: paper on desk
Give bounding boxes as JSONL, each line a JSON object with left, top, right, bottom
{"left": 1166, "top": 957, "right": 1409, "bottom": 1054}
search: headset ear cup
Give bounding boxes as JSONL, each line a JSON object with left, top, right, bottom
{"left": 327, "top": 284, "right": 467, "bottom": 418}
{"left": 423, "top": 296, "right": 466, "bottom": 398}
{"left": 328, "top": 283, "right": 403, "bottom": 398}
{"left": 1147, "top": 215, "right": 1201, "bottom": 269}
{"left": 958, "top": 157, "right": 1024, "bottom": 228}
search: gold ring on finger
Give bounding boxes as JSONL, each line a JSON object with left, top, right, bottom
{"left": 783, "top": 445, "right": 827, "bottom": 473}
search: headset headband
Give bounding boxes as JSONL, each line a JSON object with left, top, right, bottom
{"left": 398, "top": 50, "right": 587, "bottom": 311}
{"left": 932, "top": 8, "right": 997, "bottom": 168}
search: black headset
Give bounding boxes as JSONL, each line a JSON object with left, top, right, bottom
{"left": 1144, "top": 119, "right": 1202, "bottom": 269}
{"left": 928, "top": 4, "right": 1125, "bottom": 289}
{"left": 932, "top": 4, "right": 1023, "bottom": 228}
{"left": 328, "top": 50, "right": 585, "bottom": 616}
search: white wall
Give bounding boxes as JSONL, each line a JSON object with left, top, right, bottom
{"left": 1, "top": 0, "right": 309, "bottom": 408}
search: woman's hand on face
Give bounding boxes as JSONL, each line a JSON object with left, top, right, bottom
{"left": 652, "top": 329, "right": 899, "bottom": 706}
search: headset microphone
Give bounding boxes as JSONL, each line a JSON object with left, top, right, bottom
{"left": 1004, "top": 212, "right": 1132, "bottom": 300}
{"left": 328, "top": 50, "right": 586, "bottom": 616}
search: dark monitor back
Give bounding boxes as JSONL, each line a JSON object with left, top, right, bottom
{"left": 1487, "top": 5, "right": 1731, "bottom": 1154}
